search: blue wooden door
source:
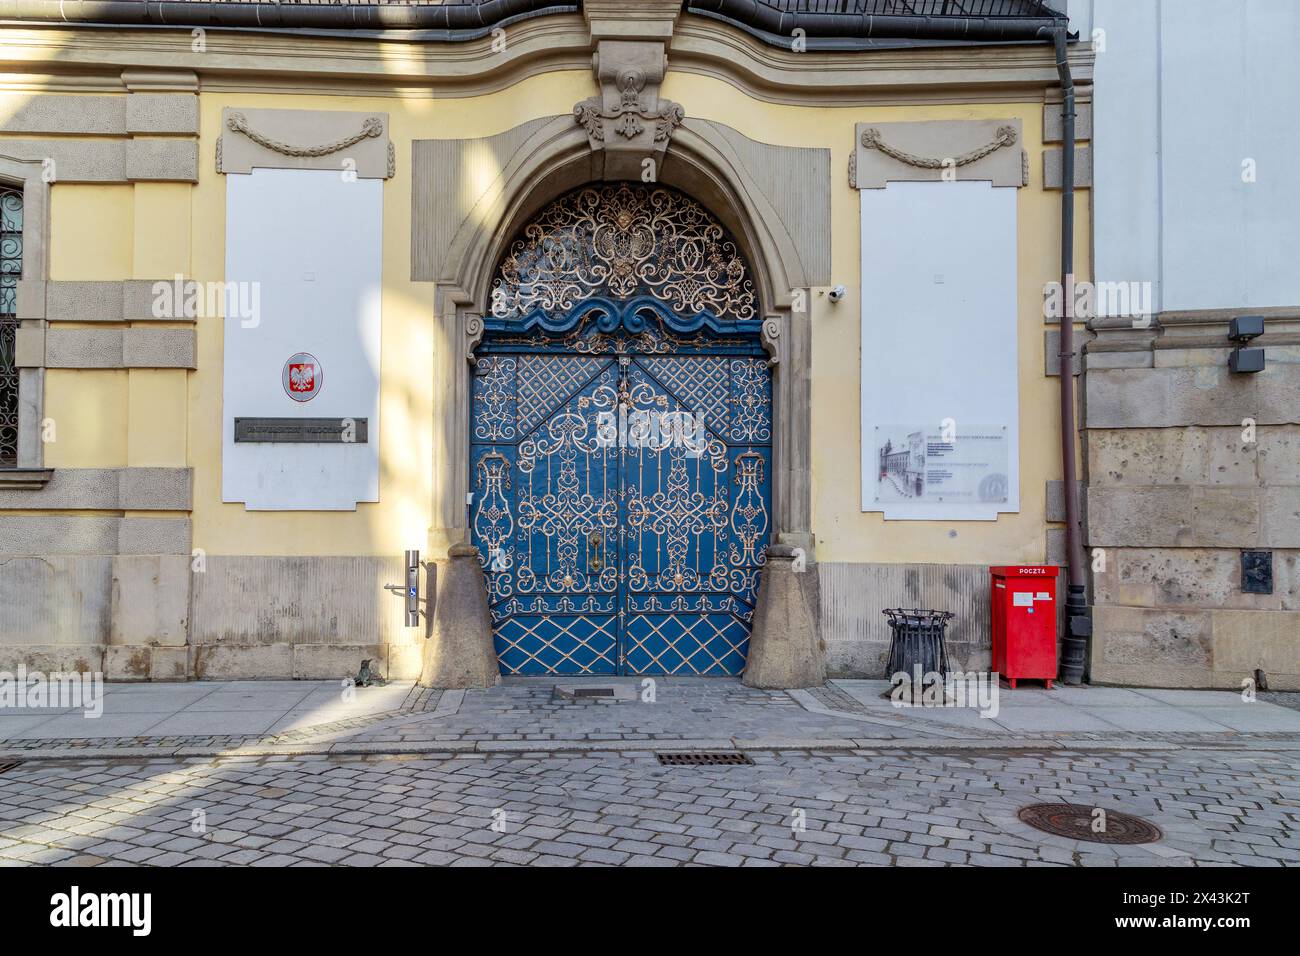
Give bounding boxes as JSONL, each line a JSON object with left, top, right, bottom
{"left": 470, "top": 320, "right": 771, "bottom": 675}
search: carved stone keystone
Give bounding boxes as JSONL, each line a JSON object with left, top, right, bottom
{"left": 419, "top": 543, "right": 501, "bottom": 688}
{"left": 574, "top": 40, "right": 684, "bottom": 181}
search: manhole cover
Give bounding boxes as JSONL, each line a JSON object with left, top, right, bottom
{"left": 0, "top": 760, "right": 21, "bottom": 774}
{"left": 656, "top": 751, "right": 754, "bottom": 767}
{"left": 1017, "top": 803, "right": 1162, "bottom": 845}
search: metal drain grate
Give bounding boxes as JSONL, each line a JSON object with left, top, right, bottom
{"left": 0, "top": 760, "right": 21, "bottom": 774}
{"left": 656, "top": 751, "right": 753, "bottom": 767}
{"left": 572, "top": 688, "right": 615, "bottom": 698}
{"left": 1017, "top": 803, "right": 1162, "bottom": 845}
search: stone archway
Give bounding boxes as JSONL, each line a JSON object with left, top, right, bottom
{"left": 419, "top": 122, "right": 823, "bottom": 549}
{"left": 412, "top": 45, "right": 829, "bottom": 687}
{"left": 469, "top": 182, "right": 773, "bottom": 676}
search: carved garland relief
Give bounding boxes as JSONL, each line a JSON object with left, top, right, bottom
{"left": 217, "top": 108, "right": 394, "bottom": 179}
{"left": 849, "top": 119, "right": 1027, "bottom": 189}
{"left": 861, "top": 124, "right": 1018, "bottom": 170}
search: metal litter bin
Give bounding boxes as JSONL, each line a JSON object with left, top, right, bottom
{"left": 883, "top": 608, "right": 954, "bottom": 680}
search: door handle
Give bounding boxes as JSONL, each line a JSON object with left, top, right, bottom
{"left": 588, "top": 531, "right": 603, "bottom": 573}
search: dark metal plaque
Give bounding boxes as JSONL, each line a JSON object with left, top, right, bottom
{"left": 234, "top": 417, "right": 368, "bottom": 444}
{"left": 1241, "top": 550, "right": 1274, "bottom": 595}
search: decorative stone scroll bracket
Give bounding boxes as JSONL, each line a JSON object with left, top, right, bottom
{"left": 761, "top": 315, "right": 781, "bottom": 359}
{"left": 574, "top": 40, "right": 684, "bottom": 180}
{"left": 217, "top": 107, "right": 394, "bottom": 179}
{"left": 849, "top": 118, "right": 1026, "bottom": 189}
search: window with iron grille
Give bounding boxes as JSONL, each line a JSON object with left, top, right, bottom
{"left": 0, "top": 184, "right": 21, "bottom": 468}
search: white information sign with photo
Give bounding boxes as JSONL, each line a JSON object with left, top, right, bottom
{"left": 873, "top": 425, "right": 1009, "bottom": 505}
{"left": 859, "top": 180, "right": 1020, "bottom": 520}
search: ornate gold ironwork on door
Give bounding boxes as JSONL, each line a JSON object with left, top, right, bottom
{"left": 471, "top": 184, "right": 771, "bottom": 676}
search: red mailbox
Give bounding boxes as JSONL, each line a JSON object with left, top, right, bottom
{"left": 990, "top": 566, "right": 1059, "bottom": 689}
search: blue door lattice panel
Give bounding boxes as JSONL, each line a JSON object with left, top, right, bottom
{"left": 470, "top": 326, "right": 772, "bottom": 676}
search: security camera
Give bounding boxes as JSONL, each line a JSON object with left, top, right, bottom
{"left": 828, "top": 285, "right": 847, "bottom": 303}
{"left": 1229, "top": 315, "right": 1264, "bottom": 343}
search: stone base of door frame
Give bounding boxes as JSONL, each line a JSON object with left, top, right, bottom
{"left": 418, "top": 543, "right": 501, "bottom": 689}
{"left": 743, "top": 544, "right": 827, "bottom": 689}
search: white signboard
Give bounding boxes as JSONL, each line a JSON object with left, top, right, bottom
{"left": 860, "top": 180, "right": 1019, "bottom": 521}
{"left": 223, "top": 168, "right": 383, "bottom": 511}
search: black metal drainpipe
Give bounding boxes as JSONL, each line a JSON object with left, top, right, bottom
{"left": 1042, "top": 23, "right": 1089, "bottom": 685}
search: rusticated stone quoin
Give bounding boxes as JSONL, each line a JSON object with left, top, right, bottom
{"left": 1083, "top": 315, "right": 1300, "bottom": 688}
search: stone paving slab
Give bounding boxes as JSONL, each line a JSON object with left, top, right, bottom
{"left": 0, "top": 681, "right": 440, "bottom": 756}
{"left": 16, "top": 712, "right": 168, "bottom": 738}
{"left": 3, "top": 677, "right": 1299, "bottom": 764}
{"left": 331, "top": 677, "right": 947, "bottom": 747}
{"left": 0, "top": 680, "right": 422, "bottom": 741}
{"left": 84, "top": 689, "right": 221, "bottom": 714}
{"left": 833, "top": 679, "right": 1300, "bottom": 734}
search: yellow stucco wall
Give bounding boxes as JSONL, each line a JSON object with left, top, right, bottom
{"left": 182, "top": 71, "right": 589, "bottom": 556}
{"left": 35, "top": 67, "right": 1090, "bottom": 562}
{"left": 49, "top": 184, "right": 135, "bottom": 280}
{"left": 43, "top": 369, "right": 128, "bottom": 468}
{"left": 660, "top": 74, "right": 1091, "bottom": 565}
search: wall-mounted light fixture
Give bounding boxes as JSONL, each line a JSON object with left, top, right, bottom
{"left": 1228, "top": 315, "right": 1265, "bottom": 373}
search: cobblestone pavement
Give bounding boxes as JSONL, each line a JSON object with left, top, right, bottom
{"left": 1, "top": 745, "right": 1297, "bottom": 867}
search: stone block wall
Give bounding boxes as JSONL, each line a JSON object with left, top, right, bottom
{"left": 0, "top": 540, "right": 425, "bottom": 681}
{"left": 0, "top": 470, "right": 423, "bottom": 681}
{"left": 1083, "top": 312, "right": 1300, "bottom": 689}
{"left": 0, "top": 469, "right": 194, "bottom": 680}
{"left": 189, "top": 556, "right": 423, "bottom": 680}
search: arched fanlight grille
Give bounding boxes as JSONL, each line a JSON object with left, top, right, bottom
{"left": 491, "top": 183, "right": 758, "bottom": 325}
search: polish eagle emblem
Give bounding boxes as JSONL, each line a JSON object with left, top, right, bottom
{"left": 288, "top": 363, "right": 315, "bottom": 393}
